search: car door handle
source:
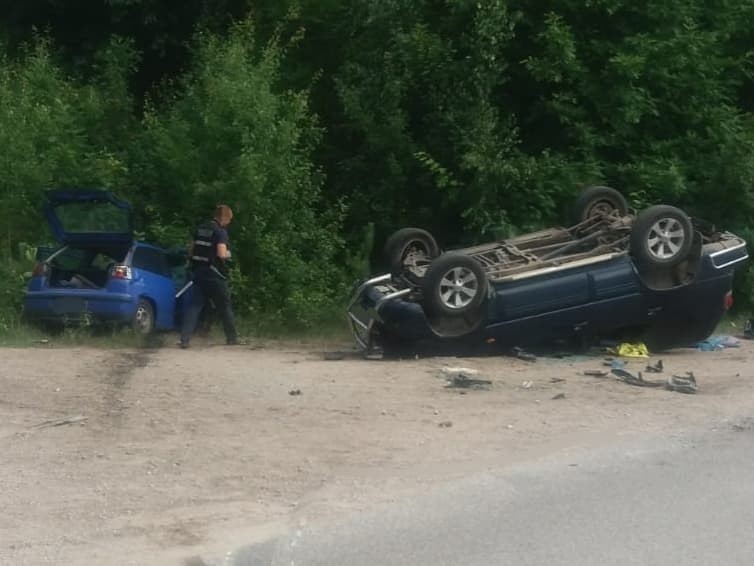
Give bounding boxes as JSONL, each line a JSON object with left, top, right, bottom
{"left": 647, "top": 306, "right": 662, "bottom": 317}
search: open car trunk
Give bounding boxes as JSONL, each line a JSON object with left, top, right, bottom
{"left": 37, "top": 246, "right": 130, "bottom": 290}
{"left": 34, "top": 189, "right": 135, "bottom": 290}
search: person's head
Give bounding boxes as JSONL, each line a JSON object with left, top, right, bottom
{"left": 214, "top": 204, "right": 234, "bottom": 227}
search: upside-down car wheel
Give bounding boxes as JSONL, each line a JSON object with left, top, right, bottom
{"left": 421, "top": 253, "right": 488, "bottom": 318}
{"left": 573, "top": 186, "right": 629, "bottom": 222}
{"left": 630, "top": 205, "right": 693, "bottom": 268}
{"left": 383, "top": 227, "right": 440, "bottom": 282}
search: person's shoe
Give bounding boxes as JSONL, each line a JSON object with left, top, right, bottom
{"left": 226, "top": 338, "right": 239, "bottom": 346}
{"left": 179, "top": 341, "right": 190, "bottom": 349}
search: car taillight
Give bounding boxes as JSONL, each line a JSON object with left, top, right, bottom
{"left": 32, "top": 262, "right": 48, "bottom": 277}
{"left": 724, "top": 291, "right": 734, "bottom": 310}
{"left": 111, "top": 265, "right": 132, "bottom": 280}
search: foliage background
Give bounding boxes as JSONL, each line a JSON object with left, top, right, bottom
{"left": 2, "top": 0, "right": 754, "bottom": 330}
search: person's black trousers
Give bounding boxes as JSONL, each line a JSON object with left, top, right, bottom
{"left": 181, "top": 269, "right": 237, "bottom": 345}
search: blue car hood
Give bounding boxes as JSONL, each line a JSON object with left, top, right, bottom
{"left": 44, "top": 189, "right": 133, "bottom": 247}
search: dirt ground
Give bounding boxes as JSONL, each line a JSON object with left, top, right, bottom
{"left": 1, "top": 337, "right": 754, "bottom": 565}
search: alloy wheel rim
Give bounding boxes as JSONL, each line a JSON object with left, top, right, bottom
{"left": 647, "top": 217, "right": 685, "bottom": 260}
{"left": 135, "top": 305, "right": 152, "bottom": 333}
{"left": 438, "top": 267, "right": 478, "bottom": 309}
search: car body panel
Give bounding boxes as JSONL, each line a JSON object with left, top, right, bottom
{"left": 126, "top": 243, "right": 178, "bottom": 330}
{"left": 134, "top": 276, "right": 175, "bottom": 330}
{"left": 23, "top": 289, "right": 135, "bottom": 323}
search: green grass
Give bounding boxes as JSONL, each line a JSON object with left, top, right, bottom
{"left": 0, "top": 312, "right": 355, "bottom": 350}
{"left": 0, "top": 321, "right": 147, "bottom": 348}
{"left": 3, "top": 308, "right": 745, "bottom": 350}
{"left": 715, "top": 312, "right": 750, "bottom": 337}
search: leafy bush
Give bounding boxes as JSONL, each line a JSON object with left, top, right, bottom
{"left": 131, "top": 22, "right": 347, "bottom": 329}
{"left": 0, "top": 38, "right": 133, "bottom": 256}
{"left": 0, "top": 243, "right": 35, "bottom": 332}
{"left": 2, "top": 3, "right": 754, "bottom": 332}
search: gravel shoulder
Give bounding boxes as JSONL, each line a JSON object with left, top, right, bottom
{"left": 1, "top": 339, "right": 753, "bottom": 565}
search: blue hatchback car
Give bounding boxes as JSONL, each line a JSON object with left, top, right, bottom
{"left": 24, "top": 189, "right": 188, "bottom": 334}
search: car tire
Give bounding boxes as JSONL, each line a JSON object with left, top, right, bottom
{"left": 630, "top": 205, "right": 693, "bottom": 268}
{"left": 421, "top": 253, "right": 488, "bottom": 318}
{"left": 383, "top": 227, "right": 440, "bottom": 282}
{"left": 132, "top": 299, "right": 155, "bottom": 335}
{"left": 573, "top": 186, "right": 629, "bottom": 222}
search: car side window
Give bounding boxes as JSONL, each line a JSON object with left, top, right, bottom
{"left": 132, "top": 247, "right": 169, "bottom": 277}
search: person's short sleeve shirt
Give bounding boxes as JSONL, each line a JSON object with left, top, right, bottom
{"left": 213, "top": 225, "right": 229, "bottom": 247}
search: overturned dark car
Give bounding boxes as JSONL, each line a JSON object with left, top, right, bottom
{"left": 347, "top": 187, "right": 749, "bottom": 356}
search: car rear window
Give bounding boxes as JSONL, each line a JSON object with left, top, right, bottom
{"left": 132, "top": 247, "right": 169, "bottom": 277}
{"left": 53, "top": 201, "right": 131, "bottom": 234}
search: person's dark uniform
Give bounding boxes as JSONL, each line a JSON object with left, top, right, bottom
{"left": 180, "top": 215, "right": 238, "bottom": 347}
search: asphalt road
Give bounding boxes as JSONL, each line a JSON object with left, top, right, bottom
{"left": 230, "top": 417, "right": 754, "bottom": 566}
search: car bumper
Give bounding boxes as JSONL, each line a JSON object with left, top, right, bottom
{"left": 23, "top": 290, "right": 136, "bottom": 324}
{"left": 347, "top": 274, "right": 433, "bottom": 350}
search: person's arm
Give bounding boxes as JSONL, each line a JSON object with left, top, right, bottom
{"left": 217, "top": 242, "right": 230, "bottom": 259}
{"left": 216, "top": 228, "right": 230, "bottom": 260}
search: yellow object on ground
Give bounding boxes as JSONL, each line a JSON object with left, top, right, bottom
{"left": 613, "top": 342, "right": 650, "bottom": 358}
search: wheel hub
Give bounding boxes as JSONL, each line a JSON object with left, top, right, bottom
{"left": 647, "top": 217, "right": 685, "bottom": 259}
{"left": 135, "top": 306, "right": 151, "bottom": 331}
{"left": 439, "top": 267, "right": 478, "bottom": 309}
{"left": 589, "top": 201, "right": 614, "bottom": 217}
{"left": 403, "top": 243, "right": 431, "bottom": 275}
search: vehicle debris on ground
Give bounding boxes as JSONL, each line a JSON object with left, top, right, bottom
{"left": 583, "top": 369, "right": 609, "bottom": 377}
{"left": 611, "top": 342, "right": 650, "bottom": 358}
{"left": 607, "top": 368, "right": 698, "bottom": 394}
{"left": 444, "top": 375, "right": 492, "bottom": 390}
{"left": 438, "top": 366, "right": 492, "bottom": 390}
{"left": 666, "top": 373, "right": 699, "bottom": 394}
{"left": 694, "top": 335, "right": 740, "bottom": 351}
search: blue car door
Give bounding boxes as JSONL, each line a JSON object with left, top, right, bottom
{"left": 586, "top": 256, "right": 654, "bottom": 332}
{"left": 130, "top": 246, "right": 176, "bottom": 330}
{"left": 485, "top": 267, "right": 592, "bottom": 343}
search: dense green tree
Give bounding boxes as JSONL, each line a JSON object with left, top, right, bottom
{"left": 2, "top": 0, "right": 754, "bottom": 325}
{"left": 130, "top": 21, "right": 345, "bottom": 328}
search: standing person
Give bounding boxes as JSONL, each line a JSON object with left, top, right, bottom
{"left": 180, "top": 204, "right": 238, "bottom": 348}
